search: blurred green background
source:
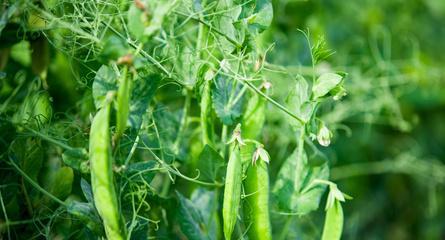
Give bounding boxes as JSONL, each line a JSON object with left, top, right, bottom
{"left": 266, "top": 0, "right": 445, "bottom": 239}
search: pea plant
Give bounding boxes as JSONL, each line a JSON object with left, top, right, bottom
{"left": 1, "top": 0, "right": 349, "bottom": 239}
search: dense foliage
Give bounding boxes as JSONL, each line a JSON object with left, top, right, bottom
{"left": 0, "top": 0, "right": 444, "bottom": 239}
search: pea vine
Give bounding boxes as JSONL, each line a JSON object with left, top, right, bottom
{"left": 1, "top": 0, "right": 351, "bottom": 239}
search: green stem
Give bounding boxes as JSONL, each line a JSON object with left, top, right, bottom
{"left": 174, "top": 11, "right": 242, "bottom": 48}
{"left": 278, "top": 216, "right": 293, "bottom": 240}
{"left": 124, "top": 127, "right": 142, "bottom": 167}
{"left": 9, "top": 159, "right": 67, "bottom": 207}
{"left": 294, "top": 127, "right": 306, "bottom": 188}
{"left": 173, "top": 91, "right": 191, "bottom": 155}
{"left": 27, "top": 3, "right": 100, "bottom": 43}
{"left": 0, "top": 76, "right": 25, "bottom": 114}
{"left": 0, "top": 216, "right": 51, "bottom": 228}
{"left": 242, "top": 80, "right": 305, "bottom": 124}
{"left": 143, "top": 146, "right": 223, "bottom": 187}
{"left": 200, "top": 81, "right": 213, "bottom": 146}
{"left": 221, "top": 125, "right": 228, "bottom": 158}
{"left": 22, "top": 126, "right": 74, "bottom": 151}
{"left": 196, "top": 0, "right": 207, "bottom": 55}
{"left": 0, "top": 191, "right": 11, "bottom": 239}
{"left": 105, "top": 24, "right": 171, "bottom": 77}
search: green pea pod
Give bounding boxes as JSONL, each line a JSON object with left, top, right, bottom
{"left": 89, "top": 98, "right": 126, "bottom": 240}
{"left": 321, "top": 200, "right": 344, "bottom": 240}
{"left": 223, "top": 144, "right": 242, "bottom": 240}
{"left": 241, "top": 93, "right": 272, "bottom": 240}
{"left": 115, "top": 66, "right": 131, "bottom": 140}
{"left": 30, "top": 37, "right": 49, "bottom": 77}
{"left": 200, "top": 80, "right": 213, "bottom": 146}
{"left": 241, "top": 93, "right": 266, "bottom": 139}
{"left": 243, "top": 160, "right": 272, "bottom": 240}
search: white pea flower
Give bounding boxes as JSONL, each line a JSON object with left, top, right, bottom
{"left": 227, "top": 124, "right": 245, "bottom": 146}
{"left": 204, "top": 69, "right": 215, "bottom": 81}
{"left": 261, "top": 81, "right": 272, "bottom": 90}
{"left": 317, "top": 123, "right": 332, "bottom": 147}
{"left": 220, "top": 59, "right": 230, "bottom": 73}
{"left": 252, "top": 145, "right": 270, "bottom": 165}
{"left": 325, "top": 183, "right": 350, "bottom": 210}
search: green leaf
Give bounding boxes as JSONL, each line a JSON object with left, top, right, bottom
{"left": 10, "top": 41, "right": 31, "bottom": 67}
{"left": 67, "top": 200, "right": 103, "bottom": 235}
{"left": 127, "top": 4, "right": 146, "bottom": 41}
{"left": 10, "top": 138, "right": 43, "bottom": 182}
{"left": 81, "top": 178, "right": 94, "bottom": 204}
{"left": 98, "top": 35, "right": 128, "bottom": 63}
{"left": 129, "top": 218, "right": 149, "bottom": 240}
{"left": 212, "top": 74, "right": 243, "bottom": 125}
{"left": 21, "top": 141, "right": 44, "bottom": 181}
{"left": 215, "top": 1, "right": 244, "bottom": 52}
{"left": 190, "top": 188, "right": 220, "bottom": 240}
{"left": 0, "top": 2, "right": 18, "bottom": 35}
{"left": 62, "top": 148, "right": 88, "bottom": 172}
{"left": 312, "top": 73, "right": 344, "bottom": 100}
{"left": 272, "top": 149, "right": 329, "bottom": 215}
{"left": 196, "top": 145, "right": 225, "bottom": 182}
{"left": 286, "top": 76, "right": 315, "bottom": 124}
{"left": 144, "top": 0, "right": 180, "bottom": 37}
{"left": 176, "top": 191, "right": 207, "bottom": 240}
{"left": 124, "top": 161, "right": 158, "bottom": 183}
{"left": 321, "top": 200, "right": 344, "bottom": 240}
{"left": 146, "top": 105, "right": 181, "bottom": 163}
{"left": 92, "top": 65, "right": 118, "bottom": 109}
{"left": 128, "top": 74, "right": 160, "bottom": 129}
{"left": 248, "top": 0, "right": 273, "bottom": 34}
{"left": 49, "top": 167, "right": 74, "bottom": 200}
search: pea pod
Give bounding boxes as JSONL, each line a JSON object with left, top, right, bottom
{"left": 243, "top": 159, "right": 271, "bottom": 240}
{"left": 321, "top": 200, "right": 344, "bottom": 240}
{"left": 89, "top": 95, "right": 126, "bottom": 240}
{"left": 200, "top": 79, "right": 213, "bottom": 146}
{"left": 115, "top": 66, "right": 131, "bottom": 140}
{"left": 241, "top": 93, "right": 266, "bottom": 139}
{"left": 241, "top": 92, "right": 272, "bottom": 239}
{"left": 223, "top": 144, "right": 242, "bottom": 240}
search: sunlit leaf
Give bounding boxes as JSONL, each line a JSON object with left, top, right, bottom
{"left": 92, "top": 65, "right": 117, "bottom": 109}
{"left": 212, "top": 74, "right": 243, "bottom": 125}
{"left": 272, "top": 148, "right": 329, "bottom": 215}
{"left": 176, "top": 191, "right": 207, "bottom": 240}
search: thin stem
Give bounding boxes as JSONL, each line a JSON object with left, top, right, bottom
{"left": 174, "top": 11, "right": 242, "bottom": 48}
{"left": 0, "top": 191, "right": 11, "bottom": 240}
{"left": 142, "top": 144, "right": 223, "bottom": 187}
{"left": 105, "top": 23, "right": 172, "bottom": 77}
{"left": 278, "top": 216, "right": 293, "bottom": 240}
{"left": 173, "top": 91, "right": 191, "bottom": 155}
{"left": 124, "top": 132, "right": 141, "bottom": 167}
{"left": 220, "top": 124, "right": 228, "bottom": 158}
{"left": 0, "top": 75, "right": 25, "bottom": 114}
{"left": 294, "top": 127, "right": 306, "bottom": 188}
{"left": 9, "top": 159, "right": 67, "bottom": 207}
{"left": 22, "top": 126, "right": 74, "bottom": 151}
{"left": 0, "top": 216, "right": 51, "bottom": 228}
{"left": 27, "top": 3, "right": 100, "bottom": 43}
{"left": 242, "top": 80, "right": 305, "bottom": 124}
{"left": 200, "top": 81, "right": 213, "bottom": 146}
